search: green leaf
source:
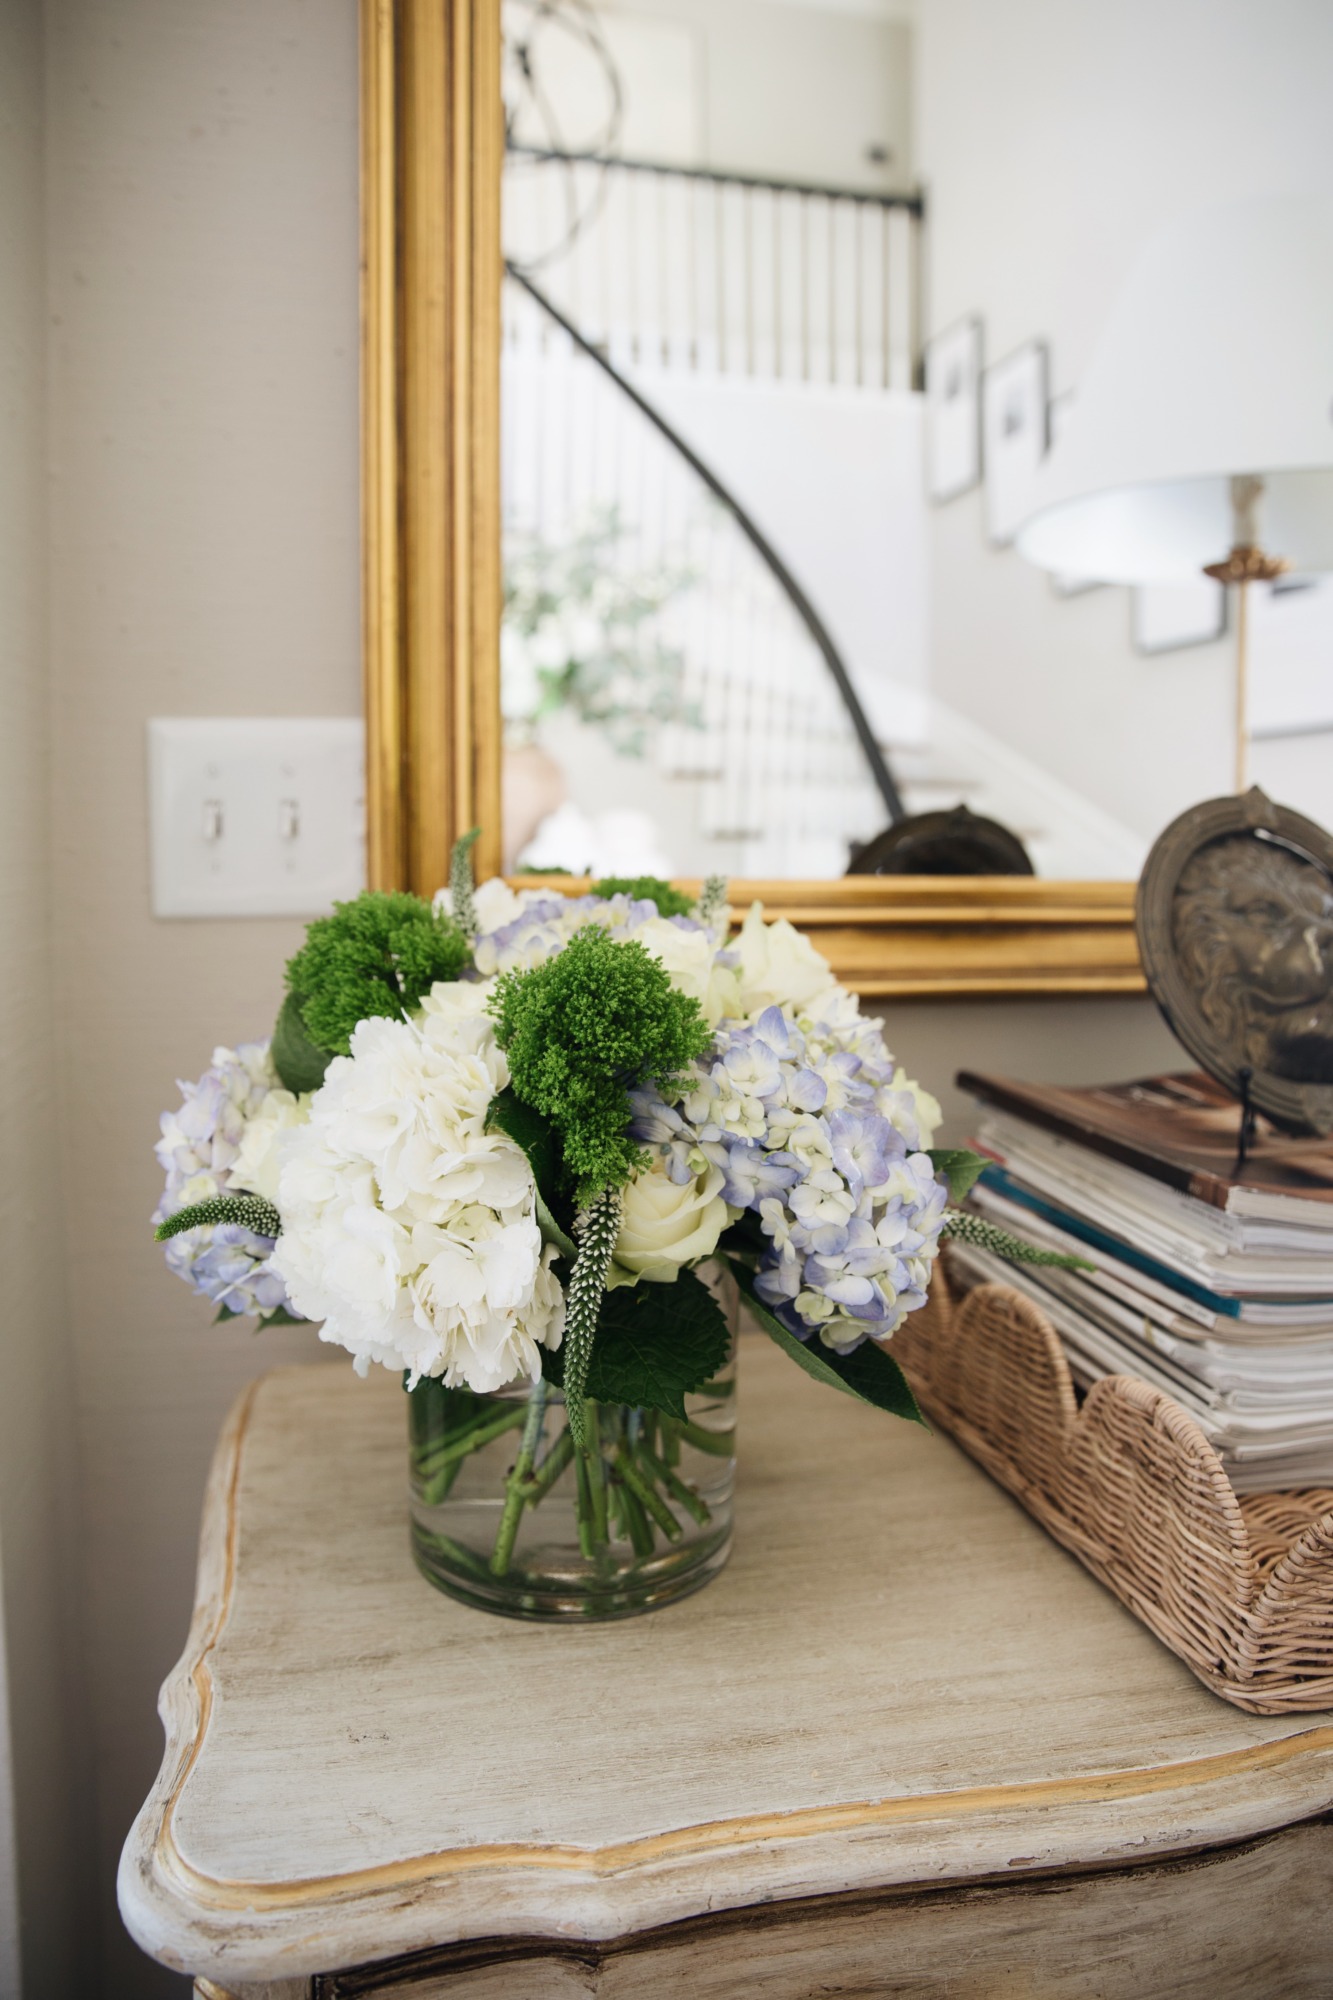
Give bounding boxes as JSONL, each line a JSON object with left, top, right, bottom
{"left": 259, "top": 1304, "right": 306, "bottom": 1327}
{"left": 533, "top": 1199, "right": 579, "bottom": 1274}
{"left": 484, "top": 1087, "right": 577, "bottom": 1258}
{"left": 927, "top": 1148, "right": 989, "bottom": 1203}
{"left": 727, "top": 1257, "right": 927, "bottom": 1429}
{"left": 541, "top": 1266, "right": 732, "bottom": 1418}
{"left": 718, "top": 1208, "right": 767, "bottom": 1263}
{"left": 156, "top": 1194, "right": 282, "bottom": 1242}
{"left": 271, "top": 990, "right": 331, "bottom": 1095}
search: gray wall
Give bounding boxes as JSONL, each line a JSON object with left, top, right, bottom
{"left": 879, "top": 995, "right": 1180, "bottom": 1147}
{"left": 0, "top": 0, "right": 92, "bottom": 1991}
{"left": 43, "top": 0, "right": 360, "bottom": 1991}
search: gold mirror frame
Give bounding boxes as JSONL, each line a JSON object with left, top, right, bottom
{"left": 359, "top": 0, "right": 1144, "bottom": 997}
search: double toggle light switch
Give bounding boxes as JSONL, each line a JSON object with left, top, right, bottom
{"left": 148, "top": 717, "right": 365, "bottom": 918}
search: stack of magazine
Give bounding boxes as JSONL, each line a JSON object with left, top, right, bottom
{"left": 954, "top": 1070, "right": 1333, "bottom": 1493}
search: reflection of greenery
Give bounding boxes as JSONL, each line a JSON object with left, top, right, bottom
{"left": 592, "top": 876, "right": 696, "bottom": 918}
{"left": 502, "top": 509, "right": 702, "bottom": 758}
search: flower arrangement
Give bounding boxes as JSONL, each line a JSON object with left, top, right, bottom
{"left": 153, "top": 838, "right": 1079, "bottom": 1613}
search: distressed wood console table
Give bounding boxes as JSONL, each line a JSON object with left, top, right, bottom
{"left": 121, "top": 1340, "right": 1333, "bottom": 1997}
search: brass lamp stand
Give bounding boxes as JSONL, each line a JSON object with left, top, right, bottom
{"left": 1203, "top": 474, "right": 1289, "bottom": 792}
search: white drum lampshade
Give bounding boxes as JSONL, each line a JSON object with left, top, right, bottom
{"left": 1016, "top": 195, "right": 1333, "bottom": 585}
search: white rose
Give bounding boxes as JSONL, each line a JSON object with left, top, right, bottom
{"left": 432, "top": 875, "right": 526, "bottom": 934}
{"left": 736, "top": 903, "right": 833, "bottom": 1016}
{"left": 229, "top": 1089, "right": 311, "bottom": 1204}
{"left": 631, "top": 916, "right": 740, "bottom": 1027}
{"left": 607, "top": 1160, "right": 728, "bottom": 1288}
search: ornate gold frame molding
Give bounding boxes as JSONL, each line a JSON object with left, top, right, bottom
{"left": 511, "top": 876, "right": 1143, "bottom": 997}
{"left": 358, "top": 0, "right": 1144, "bottom": 997}
{"left": 361, "top": 0, "right": 503, "bottom": 891}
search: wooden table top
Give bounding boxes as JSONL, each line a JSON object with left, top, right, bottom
{"left": 120, "top": 1337, "right": 1333, "bottom": 1985}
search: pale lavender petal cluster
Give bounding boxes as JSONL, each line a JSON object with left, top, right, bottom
{"left": 633, "top": 999, "right": 947, "bottom": 1353}
{"left": 153, "top": 1042, "right": 296, "bottom": 1320}
{"left": 471, "top": 888, "right": 711, "bottom": 977}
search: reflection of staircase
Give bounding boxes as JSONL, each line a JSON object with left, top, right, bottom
{"left": 503, "top": 145, "right": 1145, "bottom": 880}
{"left": 503, "top": 265, "right": 901, "bottom": 877}
{"left": 509, "top": 262, "right": 906, "bottom": 825}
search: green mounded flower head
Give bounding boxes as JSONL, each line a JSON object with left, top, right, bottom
{"left": 590, "top": 875, "right": 697, "bottom": 920}
{"left": 283, "top": 890, "right": 468, "bottom": 1061}
{"left": 490, "top": 926, "right": 712, "bottom": 1204}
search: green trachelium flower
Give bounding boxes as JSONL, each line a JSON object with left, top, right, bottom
{"left": 490, "top": 927, "right": 712, "bottom": 1204}
{"left": 284, "top": 891, "right": 468, "bottom": 1059}
{"left": 591, "top": 876, "right": 697, "bottom": 920}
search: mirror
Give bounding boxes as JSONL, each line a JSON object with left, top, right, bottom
{"left": 359, "top": 0, "right": 1166, "bottom": 993}
{"left": 490, "top": 0, "right": 1333, "bottom": 889}
{"left": 498, "top": 0, "right": 932, "bottom": 881}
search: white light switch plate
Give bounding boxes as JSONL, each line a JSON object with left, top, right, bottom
{"left": 148, "top": 718, "right": 366, "bottom": 918}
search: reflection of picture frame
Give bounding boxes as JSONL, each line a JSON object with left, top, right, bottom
{"left": 1136, "top": 788, "right": 1333, "bottom": 1135}
{"left": 924, "top": 317, "right": 982, "bottom": 503}
{"left": 982, "top": 341, "right": 1049, "bottom": 547}
{"left": 1132, "top": 579, "right": 1227, "bottom": 654}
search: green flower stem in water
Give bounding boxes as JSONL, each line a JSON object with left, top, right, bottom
{"left": 582, "top": 1403, "right": 609, "bottom": 1543}
{"left": 490, "top": 1381, "right": 549, "bottom": 1576}
{"left": 525, "top": 1428, "right": 575, "bottom": 1504}
{"left": 413, "top": 1398, "right": 529, "bottom": 1467}
{"left": 415, "top": 1403, "right": 529, "bottom": 1503}
{"left": 669, "top": 1417, "right": 735, "bottom": 1458}
{"left": 574, "top": 1446, "right": 597, "bottom": 1561}
{"left": 410, "top": 1375, "right": 727, "bottom": 1582}
{"left": 640, "top": 1445, "right": 711, "bottom": 1526}
{"left": 614, "top": 1470, "right": 655, "bottom": 1559}
{"left": 413, "top": 1525, "right": 498, "bottom": 1588}
{"left": 613, "top": 1445, "right": 682, "bottom": 1542}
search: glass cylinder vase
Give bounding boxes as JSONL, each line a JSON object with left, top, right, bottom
{"left": 408, "top": 1333, "right": 736, "bottom": 1622}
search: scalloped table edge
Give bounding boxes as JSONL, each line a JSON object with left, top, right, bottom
{"left": 119, "top": 1370, "right": 1333, "bottom": 1984}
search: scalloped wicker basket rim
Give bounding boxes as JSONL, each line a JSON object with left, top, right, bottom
{"left": 889, "top": 1265, "right": 1333, "bottom": 1716}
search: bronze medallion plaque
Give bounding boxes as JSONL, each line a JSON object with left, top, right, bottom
{"left": 1137, "top": 788, "right": 1333, "bottom": 1134}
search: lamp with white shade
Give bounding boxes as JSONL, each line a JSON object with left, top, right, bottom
{"left": 1015, "top": 194, "right": 1333, "bottom": 791}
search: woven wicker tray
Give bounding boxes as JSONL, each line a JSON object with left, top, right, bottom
{"left": 893, "top": 1261, "right": 1333, "bottom": 1714}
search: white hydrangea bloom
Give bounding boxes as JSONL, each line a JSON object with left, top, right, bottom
{"left": 271, "top": 990, "right": 564, "bottom": 1390}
